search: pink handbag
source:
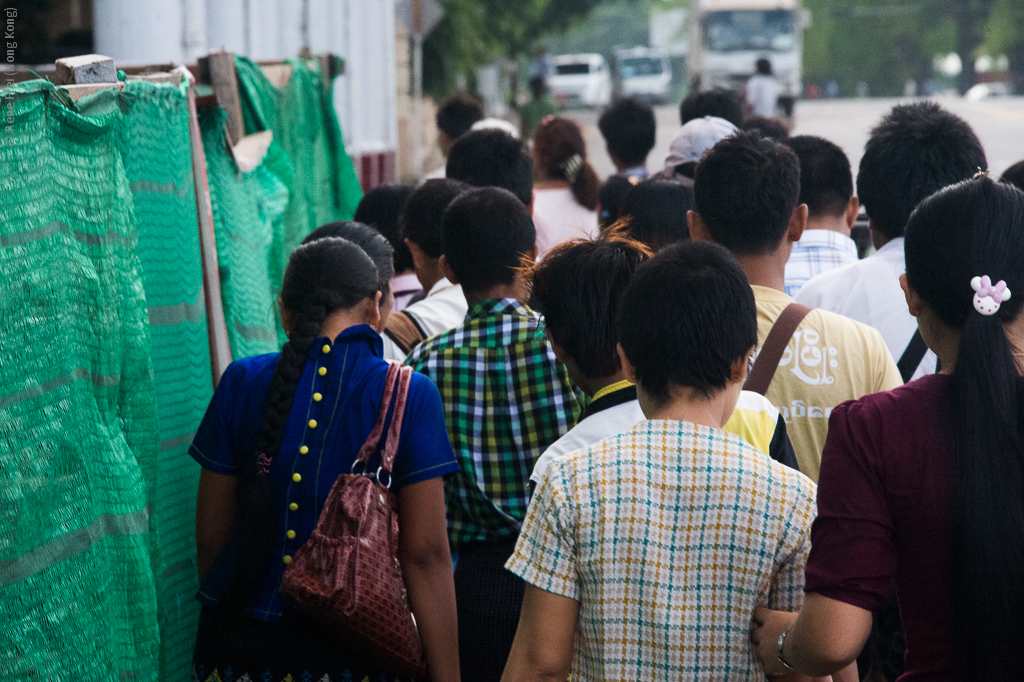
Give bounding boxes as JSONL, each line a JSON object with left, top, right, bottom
{"left": 280, "top": 363, "right": 427, "bottom": 677}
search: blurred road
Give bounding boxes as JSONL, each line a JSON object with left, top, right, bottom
{"left": 566, "top": 96, "right": 1024, "bottom": 180}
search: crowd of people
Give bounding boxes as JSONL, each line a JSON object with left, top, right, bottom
{"left": 188, "top": 86, "right": 1024, "bottom": 682}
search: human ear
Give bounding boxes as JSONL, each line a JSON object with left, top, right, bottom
{"left": 617, "top": 344, "right": 637, "bottom": 384}
{"left": 845, "top": 196, "right": 860, "bottom": 230}
{"left": 787, "top": 203, "right": 808, "bottom": 244}
{"left": 279, "top": 300, "right": 294, "bottom": 334}
{"left": 687, "top": 211, "right": 710, "bottom": 242}
{"left": 439, "top": 255, "right": 460, "bottom": 285}
{"left": 900, "top": 273, "right": 923, "bottom": 318}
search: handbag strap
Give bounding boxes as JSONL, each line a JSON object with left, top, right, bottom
{"left": 356, "top": 363, "right": 414, "bottom": 474}
{"left": 897, "top": 328, "right": 928, "bottom": 383}
{"left": 356, "top": 362, "right": 400, "bottom": 466}
{"left": 744, "top": 302, "right": 813, "bottom": 396}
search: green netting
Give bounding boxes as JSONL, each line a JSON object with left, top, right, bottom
{"left": 0, "top": 81, "right": 161, "bottom": 681}
{"left": 200, "top": 106, "right": 289, "bottom": 359}
{"left": 122, "top": 78, "right": 214, "bottom": 682}
{"left": 235, "top": 54, "right": 363, "bottom": 343}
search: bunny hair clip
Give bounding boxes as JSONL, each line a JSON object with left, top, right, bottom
{"left": 972, "top": 275, "right": 1011, "bottom": 316}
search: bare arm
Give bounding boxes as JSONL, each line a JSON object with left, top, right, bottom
{"left": 397, "top": 476, "right": 460, "bottom": 682}
{"left": 501, "top": 584, "right": 579, "bottom": 682}
{"left": 195, "top": 469, "right": 237, "bottom": 582}
{"left": 753, "top": 595, "right": 873, "bottom": 677}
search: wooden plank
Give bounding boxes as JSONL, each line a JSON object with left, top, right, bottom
{"left": 62, "top": 81, "right": 125, "bottom": 102}
{"left": 198, "top": 51, "right": 244, "bottom": 146}
{"left": 54, "top": 54, "right": 116, "bottom": 85}
{"left": 184, "top": 68, "right": 233, "bottom": 385}
{"left": 128, "top": 71, "right": 185, "bottom": 86}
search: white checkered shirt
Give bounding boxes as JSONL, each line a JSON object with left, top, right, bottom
{"left": 784, "top": 229, "right": 859, "bottom": 297}
{"left": 507, "top": 419, "right": 817, "bottom": 682}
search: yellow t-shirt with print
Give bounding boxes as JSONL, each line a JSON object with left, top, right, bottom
{"left": 752, "top": 285, "right": 903, "bottom": 481}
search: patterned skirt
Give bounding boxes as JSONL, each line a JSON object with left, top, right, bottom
{"left": 192, "top": 604, "right": 420, "bottom": 682}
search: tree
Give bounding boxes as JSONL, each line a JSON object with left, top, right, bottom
{"left": 422, "top": 0, "right": 620, "bottom": 99}
{"left": 982, "top": 0, "right": 1024, "bottom": 92}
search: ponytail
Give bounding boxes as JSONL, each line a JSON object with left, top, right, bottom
{"left": 533, "top": 117, "right": 600, "bottom": 210}
{"left": 223, "top": 237, "right": 385, "bottom": 618}
{"left": 905, "top": 176, "right": 1024, "bottom": 682}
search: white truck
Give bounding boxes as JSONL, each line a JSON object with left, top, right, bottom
{"left": 687, "top": 0, "right": 808, "bottom": 103}
{"left": 548, "top": 53, "right": 613, "bottom": 109}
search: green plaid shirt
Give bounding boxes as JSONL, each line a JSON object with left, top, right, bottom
{"left": 406, "top": 298, "right": 583, "bottom": 551}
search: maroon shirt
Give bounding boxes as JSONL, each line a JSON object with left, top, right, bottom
{"left": 805, "top": 374, "right": 953, "bottom": 680}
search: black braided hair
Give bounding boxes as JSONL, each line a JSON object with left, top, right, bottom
{"left": 222, "top": 237, "right": 384, "bottom": 620}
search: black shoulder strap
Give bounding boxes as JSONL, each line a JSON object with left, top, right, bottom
{"left": 897, "top": 329, "right": 928, "bottom": 383}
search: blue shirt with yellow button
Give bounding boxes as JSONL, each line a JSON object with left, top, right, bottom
{"left": 189, "top": 324, "right": 459, "bottom": 621}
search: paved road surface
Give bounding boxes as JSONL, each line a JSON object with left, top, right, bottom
{"left": 566, "top": 96, "right": 1024, "bottom": 181}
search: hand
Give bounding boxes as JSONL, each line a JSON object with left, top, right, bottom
{"left": 751, "top": 606, "right": 800, "bottom": 676}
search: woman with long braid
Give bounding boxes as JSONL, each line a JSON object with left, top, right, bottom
{"left": 190, "top": 232, "right": 461, "bottom": 681}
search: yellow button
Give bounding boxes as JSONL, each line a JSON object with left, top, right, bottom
{"left": 313, "top": 392, "right": 322, "bottom": 402}
{"left": 299, "top": 445, "right": 309, "bottom": 455}
{"left": 283, "top": 555, "right": 292, "bottom": 565}
{"left": 292, "top": 473, "right": 302, "bottom": 482}
{"left": 318, "top": 367, "right": 327, "bottom": 376}
{"left": 289, "top": 502, "right": 298, "bottom": 511}
{"left": 322, "top": 344, "right": 331, "bottom": 354}
{"left": 308, "top": 419, "right": 317, "bottom": 429}
{"left": 286, "top": 530, "right": 296, "bottom": 539}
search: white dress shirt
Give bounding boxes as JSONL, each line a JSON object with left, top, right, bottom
{"left": 796, "top": 237, "right": 937, "bottom": 381}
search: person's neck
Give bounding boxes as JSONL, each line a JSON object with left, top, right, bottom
{"left": 639, "top": 386, "right": 736, "bottom": 429}
{"left": 464, "top": 281, "right": 526, "bottom": 308}
{"left": 579, "top": 371, "right": 628, "bottom": 398}
{"left": 534, "top": 178, "right": 569, "bottom": 190}
{"left": 319, "top": 308, "right": 373, "bottom": 340}
{"left": 870, "top": 225, "right": 893, "bottom": 251}
{"left": 735, "top": 248, "right": 790, "bottom": 293}
{"left": 416, "top": 260, "right": 446, "bottom": 293}
{"left": 805, "top": 215, "right": 851, "bottom": 238}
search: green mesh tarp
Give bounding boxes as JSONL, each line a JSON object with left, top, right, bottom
{"left": 0, "top": 81, "right": 161, "bottom": 681}
{"left": 200, "top": 106, "right": 289, "bottom": 359}
{"left": 122, "top": 77, "right": 214, "bottom": 682}
{"left": 235, "top": 55, "right": 363, "bottom": 321}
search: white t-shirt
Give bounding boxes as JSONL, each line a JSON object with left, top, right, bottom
{"left": 532, "top": 187, "right": 600, "bottom": 258}
{"left": 382, "top": 277, "right": 467, "bottom": 361}
{"left": 796, "top": 237, "right": 937, "bottom": 382}
{"left": 746, "top": 75, "right": 780, "bottom": 117}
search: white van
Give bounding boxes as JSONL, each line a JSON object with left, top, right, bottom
{"left": 614, "top": 46, "right": 673, "bottom": 103}
{"left": 548, "top": 53, "right": 613, "bottom": 109}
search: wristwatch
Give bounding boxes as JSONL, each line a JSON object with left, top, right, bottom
{"left": 777, "top": 628, "right": 798, "bottom": 672}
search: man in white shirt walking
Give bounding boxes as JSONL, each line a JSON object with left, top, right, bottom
{"left": 746, "top": 58, "right": 779, "bottom": 118}
{"left": 796, "top": 102, "right": 988, "bottom": 381}
{"left": 783, "top": 135, "right": 860, "bottom": 297}
{"left": 382, "top": 179, "right": 471, "bottom": 360}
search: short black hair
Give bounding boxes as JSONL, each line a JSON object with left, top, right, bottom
{"left": 857, "top": 101, "right": 987, "bottom": 241}
{"left": 446, "top": 129, "right": 534, "bottom": 206}
{"left": 619, "top": 241, "right": 757, "bottom": 403}
{"left": 598, "top": 176, "right": 634, "bottom": 229}
{"left": 353, "top": 185, "right": 416, "bottom": 273}
{"left": 1000, "top": 160, "right": 1024, "bottom": 193}
{"left": 786, "top": 135, "right": 853, "bottom": 219}
{"left": 694, "top": 130, "right": 801, "bottom": 255}
{"left": 598, "top": 98, "right": 656, "bottom": 167}
{"left": 400, "top": 179, "right": 470, "bottom": 259}
{"left": 436, "top": 92, "right": 484, "bottom": 140}
{"left": 756, "top": 58, "right": 772, "bottom": 75}
{"left": 528, "top": 75, "right": 547, "bottom": 99}
{"left": 442, "top": 187, "right": 536, "bottom": 292}
{"left": 529, "top": 236, "right": 650, "bottom": 379}
{"left": 742, "top": 115, "right": 789, "bottom": 142}
{"left": 618, "top": 179, "right": 694, "bottom": 251}
{"left": 680, "top": 89, "right": 744, "bottom": 127}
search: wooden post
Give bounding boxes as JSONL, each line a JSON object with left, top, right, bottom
{"left": 199, "top": 51, "right": 245, "bottom": 146}
{"left": 183, "top": 68, "right": 233, "bottom": 385}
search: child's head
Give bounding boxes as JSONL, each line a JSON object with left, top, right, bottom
{"left": 352, "top": 185, "right": 415, "bottom": 275}
{"left": 446, "top": 129, "right": 534, "bottom": 207}
{"left": 617, "top": 179, "right": 695, "bottom": 251}
{"left": 528, "top": 235, "right": 651, "bottom": 391}
{"left": 598, "top": 97, "right": 656, "bottom": 169}
{"left": 441, "top": 187, "right": 536, "bottom": 295}
{"left": 301, "top": 220, "right": 395, "bottom": 299}
{"left": 400, "top": 178, "right": 469, "bottom": 263}
{"left": 532, "top": 117, "right": 600, "bottom": 210}
{"left": 786, "top": 135, "right": 855, "bottom": 221}
{"left": 619, "top": 241, "right": 757, "bottom": 407}
{"left": 692, "top": 130, "right": 802, "bottom": 256}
